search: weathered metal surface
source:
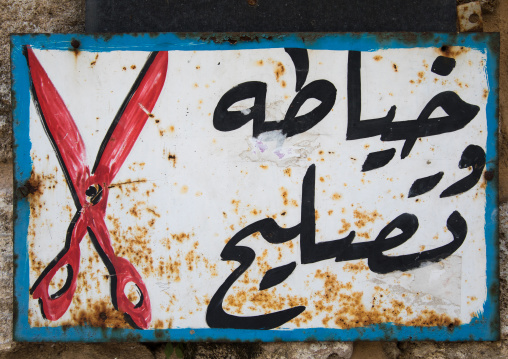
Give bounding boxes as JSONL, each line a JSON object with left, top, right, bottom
{"left": 11, "top": 33, "right": 499, "bottom": 342}
{"left": 85, "top": 0, "right": 457, "bottom": 33}
{"left": 458, "top": 2, "right": 484, "bottom": 32}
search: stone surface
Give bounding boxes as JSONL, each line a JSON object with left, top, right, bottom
{"left": 351, "top": 342, "right": 401, "bottom": 359}
{"left": 0, "top": 343, "right": 154, "bottom": 359}
{"left": 185, "top": 343, "right": 262, "bottom": 359}
{"left": 0, "top": 0, "right": 85, "bottom": 163}
{"left": 458, "top": 0, "right": 498, "bottom": 13}
{"left": 260, "top": 342, "right": 353, "bottom": 359}
{"left": 398, "top": 341, "right": 508, "bottom": 359}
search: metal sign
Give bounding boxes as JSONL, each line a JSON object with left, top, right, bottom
{"left": 11, "top": 33, "right": 499, "bottom": 342}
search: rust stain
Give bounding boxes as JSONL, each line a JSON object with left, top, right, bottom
{"left": 357, "top": 232, "right": 371, "bottom": 239}
{"left": 373, "top": 55, "right": 383, "bottom": 61}
{"left": 156, "top": 255, "right": 181, "bottom": 282}
{"left": 65, "top": 299, "right": 130, "bottom": 328}
{"left": 171, "top": 232, "right": 192, "bottom": 243}
{"left": 331, "top": 193, "right": 342, "bottom": 200}
{"left": 436, "top": 45, "right": 470, "bottom": 59}
{"left": 343, "top": 260, "right": 369, "bottom": 274}
{"left": 90, "top": 53, "right": 99, "bottom": 67}
{"left": 275, "top": 62, "right": 285, "bottom": 82}
{"left": 338, "top": 219, "right": 351, "bottom": 235}
{"left": 392, "top": 63, "right": 398, "bottom": 72}
{"left": 353, "top": 208, "right": 382, "bottom": 228}
{"left": 308, "top": 270, "right": 461, "bottom": 329}
{"left": 231, "top": 199, "right": 240, "bottom": 214}
{"left": 108, "top": 214, "right": 155, "bottom": 277}
{"left": 280, "top": 187, "right": 289, "bottom": 206}
{"left": 251, "top": 208, "right": 261, "bottom": 216}
{"left": 284, "top": 168, "right": 291, "bottom": 177}
{"left": 185, "top": 250, "right": 197, "bottom": 271}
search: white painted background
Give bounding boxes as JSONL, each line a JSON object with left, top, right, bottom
{"left": 27, "top": 47, "right": 489, "bottom": 329}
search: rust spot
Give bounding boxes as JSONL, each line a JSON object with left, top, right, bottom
{"left": 90, "top": 54, "right": 99, "bottom": 67}
{"left": 231, "top": 199, "right": 240, "bottom": 214}
{"left": 280, "top": 187, "right": 289, "bottom": 206}
{"left": 484, "top": 170, "right": 494, "bottom": 181}
{"left": 343, "top": 260, "right": 369, "bottom": 274}
{"left": 122, "top": 66, "right": 127, "bottom": 71}
{"left": 357, "top": 232, "right": 371, "bottom": 239}
{"left": 392, "top": 63, "right": 398, "bottom": 72}
{"left": 131, "top": 65, "right": 136, "bottom": 70}
{"left": 64, "top": 299, "right": 130, "bottom": 328}
{"left": 180, "top": 185, "right": 188, "bottom": 194}
{"left": 168, "top": 153, "right": 176, "bottom": 167}
{"left": 70, "top": 39, "right": 80, "bottom": 56}
{"left": 437, "top": 45, "right": 470, "bottom": 59}
{"left": 309, "top": 270, "right": 461, "bottom": 329}
{"left": 373, "top": 55, "right": 383, "bottom": 61}
{"left": 283, "top": 168, "right": 291, "bottom": 177}
{"left": 483, "top": 89, "right": 489, "bottom": 99}
{"left": 171, "top": 233, "right": 191, "bottom": 245}
{"left": 338, "top": 219, "right": 351, "bottom": 235}
{"left": 417, "top": 71, "right": 424, "bottom": 79}
{"left": 275, "top": 62, "right": 285, "bottom": 82}
{"left": 353, "top": 208, "right": 382, "bottom": 228}
{"left": 260, "top": 164, "right": 268, "bottom": 170}
{"left": 185, "top": 250, "right": 197, "bottom": 271}
{"left": 108, "top": 215, "right": 155, "bottom": 277}
{"left": 257, "top": 60, "right": 264, "bottom": 66}
{"left": 331, "top": 193, "right": 342, "bottom": 200}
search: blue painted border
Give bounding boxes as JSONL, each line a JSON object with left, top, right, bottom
{"left": 11, "top": 32, "right": 499, "bottom": 342}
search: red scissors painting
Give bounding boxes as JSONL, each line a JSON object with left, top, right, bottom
{"left": 25, "top": 47, "right": 168, "bottom": 329}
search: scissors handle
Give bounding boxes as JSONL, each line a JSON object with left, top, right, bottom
{"left": 112, "top": 257, "right": 152, "bottom": 329}
{"left": 30, "top": 214, "right": 86, "bottom": 320}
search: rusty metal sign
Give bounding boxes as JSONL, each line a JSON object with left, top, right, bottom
{"left": 11, "top": 33, "right": 499, "bottom": 341}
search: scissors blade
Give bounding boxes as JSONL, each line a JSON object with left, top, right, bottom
{"left": 25, "top": 46, "right": 89, "bottom": 208}
{"left": 92, "top": 51, "right": 168, "bottom": 184}
{"left": 86, "top": 209, "right": 151, "bottom": 329}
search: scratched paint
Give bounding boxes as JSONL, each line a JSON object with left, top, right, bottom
{"left": 12, "top": 33, "right": 498, "bottom": 341}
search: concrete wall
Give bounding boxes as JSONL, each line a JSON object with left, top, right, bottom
{"left": 0, "top": 1, "right": 506, "bottom": 358}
